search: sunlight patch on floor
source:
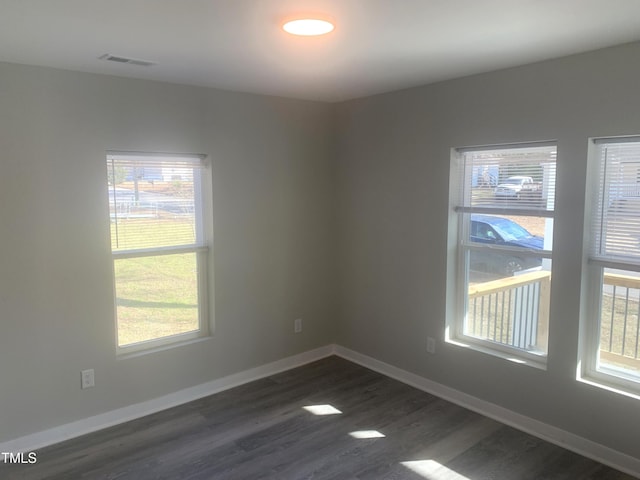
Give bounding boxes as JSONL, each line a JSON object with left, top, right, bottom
{"left": 302, "top": 404, "right": 343, "bottom": 415}
{"left": 349, "top": 430, "right": 385, "bottom": 439}
{"left": 401, "top": 460, "right": 471, "bottom": 480}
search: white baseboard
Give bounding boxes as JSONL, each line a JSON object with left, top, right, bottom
{"left": 0, "top": 345, "right": 335, "bottom": 454}
{"left": 333, "top": 345, "right": 640, "bottom": 478}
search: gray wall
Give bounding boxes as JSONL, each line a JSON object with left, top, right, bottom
{"left": 334, "top": 41, "right": 640, "bottom": 459}
{"left": 0, "top": 63, "right": 336, "bottom": 442}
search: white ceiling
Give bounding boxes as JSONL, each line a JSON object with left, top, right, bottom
{"left": 2, "top": 0, "right": 640, "bottom": 102}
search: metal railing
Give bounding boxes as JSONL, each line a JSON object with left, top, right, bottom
{"left": 467, "top": 270, "right": 551, "bottom": 353}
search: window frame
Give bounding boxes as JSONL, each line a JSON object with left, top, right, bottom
{"left": 106, "top": 151, "right": 213, "bottom": 355}
{"left": 447, "top": 142, "right": 557, "bottom": 367}
{"left": 582, "top": 137, "right": 640, "bottom": 395}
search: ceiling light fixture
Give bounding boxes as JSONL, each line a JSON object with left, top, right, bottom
{"left": 282, "top": 18, "right": 334, "bottom": 36}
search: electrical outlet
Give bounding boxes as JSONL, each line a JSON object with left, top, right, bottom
{"left": 294, "top": 318, "right": 302, "bottom": 334}
{"left": 81, "top": 369, "right": 95, "bottom": 389}
{"left": 426, "top": 337, "right": 436, "bottom": 354}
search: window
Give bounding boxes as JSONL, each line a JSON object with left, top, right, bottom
{"left": 107, "top": 152, "right": 211, "bottom": 353}
{"left": 448, "top": 143, "right": 556, "bottom": 364}
{"left": 586, "top": 137, "right": 640, "bottom": 391}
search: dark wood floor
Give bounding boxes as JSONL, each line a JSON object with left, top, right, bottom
{"left": 2, "top": 356, "right": 637, "bottom": 479}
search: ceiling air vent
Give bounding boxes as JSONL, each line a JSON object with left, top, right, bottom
{"left": 99, "top": 54, "right": 156, "bottom": 67}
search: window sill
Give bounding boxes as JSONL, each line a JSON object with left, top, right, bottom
{"left": 578, "top": 371, "right": 640, "bottom": 401}
{"left": 116, "top": 334, "right": 212, "bottom": 359}
{"left": 446, "top": 336, "right": 547, "bottom": 371}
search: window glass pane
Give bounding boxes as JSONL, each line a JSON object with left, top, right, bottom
{"left": 114, "top": 253, "right": 199, "bottom": 347}
{"left": 461, "top": 145, "right": 556, "bottom": 212}
{"left": 598, "top": 268, "right": 640, "bottom": 379}
{"left": 466, "top": 255, "right": 551, "bottom": 355}
{"left": 592, "top": 141, "right": 640, "bottom": 264}
{"left": 108, "top": 158, "right": 198, "bottom": 251}
{"left": 467, "top": 214, "right": 553, "bottom": 255}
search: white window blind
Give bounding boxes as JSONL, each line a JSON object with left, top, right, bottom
{"left": 107, "top": 153, "right": 206, "bottom": 252}
{"left": 457, "top": 144, "right": 557, "bottom": 216}
{"left": 591, "top": 139, "right": 640, "bottom": 265}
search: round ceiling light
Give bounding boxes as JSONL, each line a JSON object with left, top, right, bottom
{"left": 282, "top": 18, "right": 334, "bottom": 36}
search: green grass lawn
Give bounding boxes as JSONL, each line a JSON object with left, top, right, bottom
{"left": 115, "top": 253, "right": 199, "bottom": 346}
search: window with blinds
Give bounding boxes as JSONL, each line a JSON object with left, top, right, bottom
{"left": 586, "top": 138, "right": 640, "bottom": 389}
{"left": 449, "top": 142, "right": 556, "bottom": 363}
{"left": 107, "top": 154, "right": 205, "bottom": 251}
{"left": 457, "top": 143, "right": 557, "bottom": 215}
{"left": 106, "top": 152, "right": 210, "bottom": 352}
{"left": 591, "top": 139, "right": 640, "bottom": 264}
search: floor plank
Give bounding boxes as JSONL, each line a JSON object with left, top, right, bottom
{"left": 1, "top": 356, "right": 636, "bottom": 479}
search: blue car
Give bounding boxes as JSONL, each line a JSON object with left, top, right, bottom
{"left": 470, "top": 214, "right": 544, "bottom": 275}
